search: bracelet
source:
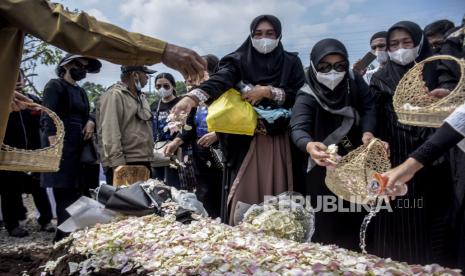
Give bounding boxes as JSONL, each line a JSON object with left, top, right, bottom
{"left": 187, "top": 89, "right": 210, "bottom": 104}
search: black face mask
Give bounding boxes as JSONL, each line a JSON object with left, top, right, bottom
{"left": 70, "top": 68, "right": 87, "bottom": 81}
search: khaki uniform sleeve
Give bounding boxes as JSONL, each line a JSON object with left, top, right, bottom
{"left": 99, "top": 90, "right": 126, "bottom": 167}
{"left": 0, "top": 0, "right": 166, "bottom": 65}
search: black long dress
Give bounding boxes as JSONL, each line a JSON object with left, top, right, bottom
{"left": 367, "top": 21, "right": 455, "bottom": 266}
{"left": 197, "top": 15, "right": 306, "bottom": 222}
{"left": 40, "top": 78, "right": 91, "bottom": 240}
{"left": 290, "top": 39, "right": 376, "bottom": 251}
{"left": 41, "top": 78, "right": 90, "bottom": 189}
{"left": 437, "top": 26, "right": 465, "bottom": 270}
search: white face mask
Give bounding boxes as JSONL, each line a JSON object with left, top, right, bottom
{"left": 251, "top": 37, "right": 279, "bottom": 54}
{"left": 375, "top": 50, "right": 389, "bottom": 64}
{"left": 157, "top": 87, "right": 173, "bottom": 98}
{"left": 315, "top": 69, "right": 346, "bottom": 91}
{"left": 388, "top": 45, "right": 420, "bottom": 66}
{"left": 134, "top": 76, "right": 142, "bottom": 92}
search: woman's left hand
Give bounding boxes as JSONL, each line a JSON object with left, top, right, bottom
{"left": 198, "top": 132, "right": 218, "bottom": 147}
{"left": 362, "top": 132, "right": 390, "bottom": 156}
{"left": 428, "top": 88, "right": 450, "bottom": 99}
{"left": 242, "top": 85, "right": 271, "bottom": 105}
{"left": 362, "top": 132, "right": 375, "bottom": 145}
{"left": 83, "top": 120, "right": 95, "bottom": 140}
{"left": 163, "top": 138, "right": 183, "bottom": 156}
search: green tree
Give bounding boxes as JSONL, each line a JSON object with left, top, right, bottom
{"left": 145, "top": 92, "right": 160, "bottom": 106}
{"left": 21, "top": 34, "right": 63, "bottom": 95}
{"left": 175, "top": 81, "right": 187, "bottom": 95}
{"left": 81, "top": 81, "right": 106, "bottom": 105}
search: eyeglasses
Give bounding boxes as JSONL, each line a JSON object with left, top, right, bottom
{"left": 156, "top": 84, "right": 171, "bottom": 90}
{"left": 371, "top": 43, "right": 387, "bottom": 50}
{"left": 316, "top": 61, "right": 348, "bottom": 73}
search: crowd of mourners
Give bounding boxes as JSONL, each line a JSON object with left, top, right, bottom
{"left": 1, "top": 0, "right": 465, "bottom": 270}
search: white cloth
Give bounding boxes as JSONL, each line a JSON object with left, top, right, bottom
{"left": 363, "top": 66, "right": 380, "bottom": 85}
{"left": 445, "top": 103, "right": 465, "bottom": 152}
{"left": 58, "top": 196, "right": 119, "bottom": 232}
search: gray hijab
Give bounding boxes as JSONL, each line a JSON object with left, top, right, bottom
{"left": 300, "top": 83, "right": 359, "bottom": 172}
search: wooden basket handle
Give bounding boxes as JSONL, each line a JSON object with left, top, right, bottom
{"left": 406, "top": 55, "right": 465, "bottom": 107}
{"left": 363, "top": 138, "right": 390, "bottom": 182}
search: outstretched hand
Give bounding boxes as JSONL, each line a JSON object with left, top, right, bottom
{"left": 171, "top": 96, "right": 197, "bottom": 118}
{"left": 306, "top": 142, "right": 332, "bottom": 167}
{"left": 162, "top": 43, "right": 207, "bottom": 84}
{"left": 381, "top": 157, "right": 423, "bottom": 197}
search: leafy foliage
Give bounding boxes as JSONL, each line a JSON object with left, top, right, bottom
{"left": 21, "top": 34, "right": 63, "bottom": 95}
{"left": 81, "top": 81, "right": 106, "bottom": 106}
{"left": 175, "top": 81, "right": 187, "bottom": 95}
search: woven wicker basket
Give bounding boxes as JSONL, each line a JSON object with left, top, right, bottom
{"left": 393, "top": 55, "right": 465, "bottom": 128}
{"left": 325, "top": 139, "right": 391, "bottom": 204}
{"left": 0, "top": 103, "right": 64, "bottom": 172}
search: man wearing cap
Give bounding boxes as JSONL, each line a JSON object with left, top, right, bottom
{"left": 97, "top": 66, "right": 156, "bottom": 185}
{"left": 353, "top": 31, "right": 388, "bottom": 84}
{"left": 365, "top": 31, "right": 388, "bottom": 84}
{"left": 0, "top": 0, "right": 207, "bottom": 148}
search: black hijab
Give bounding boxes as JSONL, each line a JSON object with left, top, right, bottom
{"left": 307, "top": 38, "right": 350, "bottom": 109}
{"left": 376, "top": 21, "right": 434, "bottom": 91}
{"left": 233, "top": 14, "right": 304, "bottom": 89}
{"left": 203, "top": 14, "right": 305, "bottom": 107}
{"left": 232, "top": 14, "right": 286, "bottom": 86}
{"left": 203, "top": 54, "right": 220, "bottom": 75}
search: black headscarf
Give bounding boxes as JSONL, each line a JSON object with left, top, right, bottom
{"left": 202, "top": 54, "right": 220, "bottom": 75}
{"left": 200, "top": 14, "right": 305, "bottom": 108}
{"left": 231, "top": 14, "right": 299, "bottom": 88}
{"left": 376, "top": 20, "right": 434, "bottom": 91}
{"left": 250, "top": 14, "right": 282, "bottom": 38}
{"left": 424, "top": 19, "right": 455, "bottom": 37}
{"left": 307, "top": 38, "right": 350, "bottom": 109}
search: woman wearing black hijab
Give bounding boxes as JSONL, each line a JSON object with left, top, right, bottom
{"left": 173, "top": 15, "right": 306, "bottom": 224}
{"left": 368, "top": 21, "right": 455, "bottom": 266}
{"left": 289, "top": 38, "right": 377, "bottom": 250}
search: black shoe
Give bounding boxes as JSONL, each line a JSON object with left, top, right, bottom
{"left": 8, "top": 226, "right": 29, "bottom": 237}
{"left": 40, "top": 222, "right": 56, "bottom": 233}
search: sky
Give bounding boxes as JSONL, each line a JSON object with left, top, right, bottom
{"left": 30, "top": 0, "right": 465, "bottom": 93}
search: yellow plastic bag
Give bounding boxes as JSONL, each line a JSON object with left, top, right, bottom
{"left": 207, "top": 88, "right": 257, "bottom": 135}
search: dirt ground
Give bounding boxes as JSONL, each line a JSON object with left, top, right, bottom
{"left": 0, "top": 195, "right": 54, "bottom": 276}
{"left": 0, "top": 195, "right": 143, "bottom": 275}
